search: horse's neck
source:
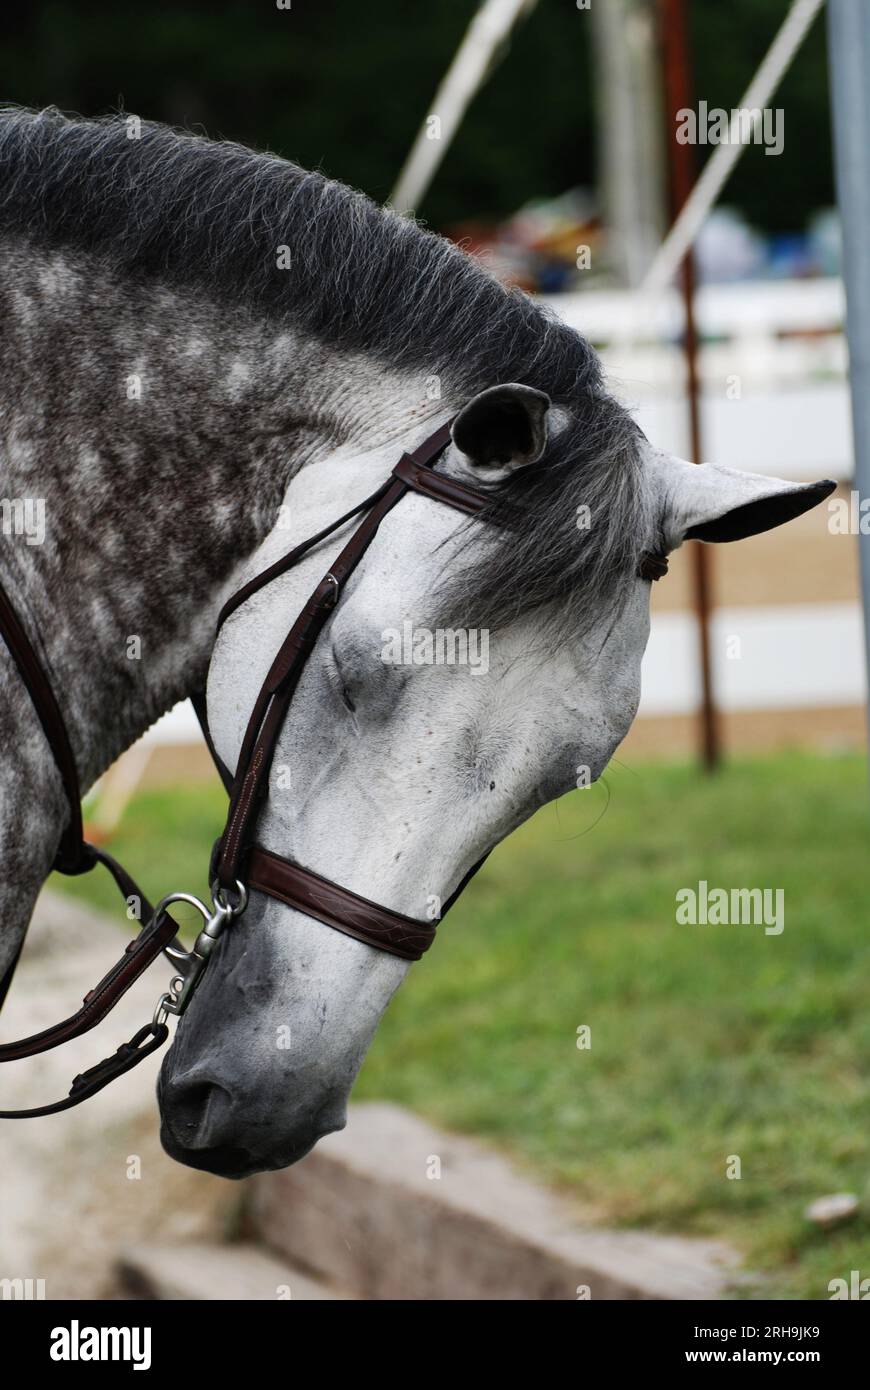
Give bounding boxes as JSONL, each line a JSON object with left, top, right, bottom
{"left": 0, "top": 239, "right": 440, "bottom": 966}
{"left": 0, "top": 240, "right": 395, "bottom": 778}
{"left": 0, "top": 253, "right": 271, "bottom": 963}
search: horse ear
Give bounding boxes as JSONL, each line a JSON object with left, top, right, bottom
{"left": 451, "top": 384, "right": 551, "bottom": 470}
{"left": 656, "top": 454, "right": 836, "bottom": 548}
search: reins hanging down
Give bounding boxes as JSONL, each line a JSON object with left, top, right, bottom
{"left": 0, "top": 418, "right": 668, "bottom": 1118}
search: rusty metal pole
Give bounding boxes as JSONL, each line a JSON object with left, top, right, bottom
{"left": 657, "top": 0, "right": 720, "bottom": 770}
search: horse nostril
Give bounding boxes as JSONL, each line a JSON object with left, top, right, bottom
{"left": 161, "top": 1075, "right": 233, "bottom": 1148}
{"left": 177, "top": 1081, "right": 215, "bottom": 1112}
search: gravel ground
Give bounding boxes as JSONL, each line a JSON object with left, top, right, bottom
{"left": 0, "top": 891, "right": 234, "bottom": 1300}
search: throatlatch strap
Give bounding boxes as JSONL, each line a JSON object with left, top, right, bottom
{"left": 191, "top": 689, "right": 233, "bottom": 794}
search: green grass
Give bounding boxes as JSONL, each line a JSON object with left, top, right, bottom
{"left": 55, "top": 750, "right": 870, "bottom": 1299}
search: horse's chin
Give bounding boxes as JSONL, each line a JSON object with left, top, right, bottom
{"left": 158, "top": 1126, "right": 321, "bottom": 1178}
{"left": 155, "top": 1117, "right": 332, "bottom": 1173}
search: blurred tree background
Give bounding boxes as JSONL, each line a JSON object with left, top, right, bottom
{"left": 0, "top": 0, "right": 832, "bottom": 234}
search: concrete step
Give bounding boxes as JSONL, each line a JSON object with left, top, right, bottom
{"left": 116, "top": 1241, "right": 352, "bottom": 1301}
{"left": 248, "top": 1103, "right": 740, "bottom": 1301}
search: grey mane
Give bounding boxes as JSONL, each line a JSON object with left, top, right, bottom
{"left": 0, "top": 106, "right": 654, "bottom": 633}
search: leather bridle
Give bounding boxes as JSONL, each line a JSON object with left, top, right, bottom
{"left": 0, "top": 417, "right": 668, "bottom": 1118}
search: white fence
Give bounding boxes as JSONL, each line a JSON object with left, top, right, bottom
{"left": 544, "top": 277, "right": 852, "bottom": 479}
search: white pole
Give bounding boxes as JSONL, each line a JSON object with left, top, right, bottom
{"left": 390, "top": 0, "right": 538, "bottom": 216}
{"left": 591, "top": 0, "right": 664, "bottom": 287}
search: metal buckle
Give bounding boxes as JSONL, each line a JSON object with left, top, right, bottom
{"left": 152, "top": 880, "right": 248, "bottom": 1028}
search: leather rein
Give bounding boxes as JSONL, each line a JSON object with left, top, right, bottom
{"left": 0, "top": 419, "right": 668, "bottom": 1118}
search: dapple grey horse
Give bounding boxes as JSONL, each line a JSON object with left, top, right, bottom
{"left": 0, "top": 110, "right": 833, "bottom": 1175}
